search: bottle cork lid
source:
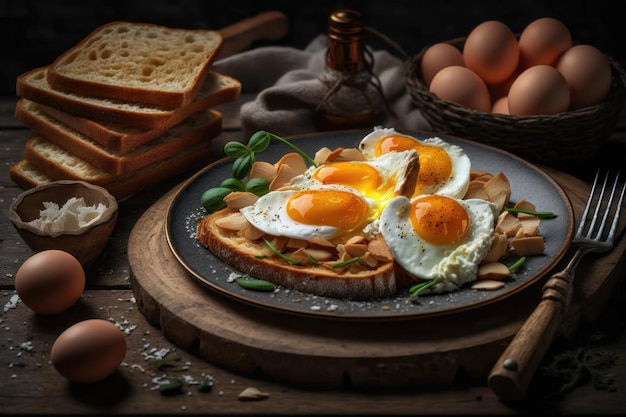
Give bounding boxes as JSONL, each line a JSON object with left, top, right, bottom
{"left": 328, "top": 9, "right": 363, "bottom": 37}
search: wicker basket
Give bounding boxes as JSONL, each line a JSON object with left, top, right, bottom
{"left": 405, "top": 37, "right": 626, "bottom": 166}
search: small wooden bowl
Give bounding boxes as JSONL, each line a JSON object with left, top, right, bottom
{"left": 9, "top": 180, "right": 118, "bottom": 265}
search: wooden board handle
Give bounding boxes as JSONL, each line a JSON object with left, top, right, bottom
{"left": 217, "top": 11, "right": 289, "bottom": 60}
{"left": 487, "top": 269, "right": 574, "bottom": 402}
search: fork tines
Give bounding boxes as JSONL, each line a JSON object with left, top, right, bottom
{"left": 577, "top": 170, "right": 626, "bottom": 244}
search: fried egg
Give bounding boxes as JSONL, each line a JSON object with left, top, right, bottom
{"left": 289, "top": 149, "right": 419, "bottom": 217}
{"left": 240, "top": 185, "right": 374, "bottom": 241}
{"left": 379, "top": 194, "right": 497, "bottom": 291}
{"left": 241, "top": 149, "right": 420, "bottom": 243}
{"left": 359, "top": 127, "right": 471, "bottom": 199}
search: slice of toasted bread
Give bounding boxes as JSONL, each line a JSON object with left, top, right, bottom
{"left": 17, "top": 67, "right": 240, "bottom": 132}
{"left": 16, "top": 99, "right": 222, "bottom": 175}
{"left": 196, "top": 208, "right": 411, "bottom": 300}
{"left": 12, "top": 140, "right": 213, "bottom": 200}
{"left": 46, "top": 21, "right": 224, "bottom": 108}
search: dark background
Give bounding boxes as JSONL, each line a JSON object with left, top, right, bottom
{"left": 1, "top": 0, "right": 623, "bottom": 96}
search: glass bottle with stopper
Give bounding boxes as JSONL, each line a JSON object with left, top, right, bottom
{"left": 315, "top": 9, "right": 384, "bottom": 130}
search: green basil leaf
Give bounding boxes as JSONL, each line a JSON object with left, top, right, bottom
{"left": 220, "top": 177, "right": 245, "bottom": 191}
{"left": 223, "top": 141, "right": 249, "bottom": 158}
{"left": 200, "top": 187, "right": 232, "bottom": 211}
{"left": 245, "top": 177, "right": 270, "bottom": 196}
{"left": 232, "top": 154, "right": 254, "bottom": 179}
{"left": 248, "top": 131, "right": 271, "bottom": 153}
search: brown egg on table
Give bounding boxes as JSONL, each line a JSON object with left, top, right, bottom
{"left": 463, "top": 20, "right": 519, "bottom": 84}
{"left": 429, "top": 65, "right": 491, "bottom": 112}
{"left": 556, "top": 44, "right": 613, "bottom": 109}
{"left": 518, "top": 17, "right": 573, "bottom": 69}
{"left": 51, "top": 319, "right": 127, "bottom": 384}
{"left": 15, "top": 249, "right": 85, "bottom": 315}
{"left": 508, "top": 64, "right": 570, "bottom": 116}
{"left": 420, "top": 42, "right": 465, "bottom": 86}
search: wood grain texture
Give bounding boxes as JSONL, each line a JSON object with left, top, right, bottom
{"left": 128, "top": 167, "right": 625, "bottom": 390}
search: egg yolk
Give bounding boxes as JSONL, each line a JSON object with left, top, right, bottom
{"left": 286, "top": 189, "right": 369, "bottom": 232}
{"left": 374, "top": 134, "right": 453, "bottom": 196}
{"left": 409, "top": 195, "right": 470, "bottom": 245}
{"left": 312, "top": 162, "right": 389, "bottom": 200}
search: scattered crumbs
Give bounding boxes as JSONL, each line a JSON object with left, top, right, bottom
{"left": 20, "top": 341, "right": 33, "bottom": 352}
{"left": 139, "top": 342, "right": 215, "bottom": 396}
{"left": 310, "top": 305, "right": 321, "bottom": 311}
{"left": 227, "top": 272, "right": 242, "bottom": 283}
{"left": 110, "top": 316, "right": 138, "bottom": 335}
{"left": 130, "top": 364, "right": 146, "bottom": 373}
{"left": 4, "top": 294, "right": 20, "bottom": 312}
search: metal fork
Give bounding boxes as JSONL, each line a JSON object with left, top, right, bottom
{"left": 488, "top": 169, "right": 626, "bottom": 402}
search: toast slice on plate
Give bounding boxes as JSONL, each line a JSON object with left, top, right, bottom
{"left": 196, "top": 208, "right": 411, "bottom": 300}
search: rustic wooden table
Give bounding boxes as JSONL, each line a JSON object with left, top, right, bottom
{"left": 1, "top": 91, "right": 625, "bottom": 415}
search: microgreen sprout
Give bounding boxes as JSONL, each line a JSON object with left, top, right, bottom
{"left": 505, "top": 207, "right": 556, "bottom": 218}
{"left": 150, "top": 356, "right": 185, "bottom": 371}
{"left": 200, "top": 131, "right": 317, "bottom": 212}
{"left": 235, "top": 277, "right": 276, "bottom": 292}
{"left": 263, "top": 238, "right": 300, "bottom": 264}
{"left": 508, "top": 256, "right": 527, "bottom": 273}
{"left": 409, "top": 279, "right": 436, "bottom": 301}
{"left": 159, "top": 379, "right": 184, "bottom": 396}
{"left": 197, "top": 379, "right": 214, "bottom": 393}
{"left": 307, "top": 255, "right": 320, "bottom": 265}
{"left": 331, "top": 257, "right": 362, "bottom": 269}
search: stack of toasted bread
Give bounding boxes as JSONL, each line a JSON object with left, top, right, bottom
{"left": 10, "top": 21, "right": 241, "bottom": 200}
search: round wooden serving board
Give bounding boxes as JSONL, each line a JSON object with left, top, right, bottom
{"left": 128, "top": 167, "right": 626, "bottom": 390}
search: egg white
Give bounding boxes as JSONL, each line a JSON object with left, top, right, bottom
{"left": 358, "top": 127, "right": 471, "bottom": 199}
{"left": 379, "top": 195, "right": 497, "bottom": 292}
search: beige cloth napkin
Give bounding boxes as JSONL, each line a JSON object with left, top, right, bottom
{"left": 212, "top": 35, "right": 430, "bottom": 137}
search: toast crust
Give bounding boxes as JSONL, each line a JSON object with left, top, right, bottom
{"left": 16, "top": 100, "right": 222, "bottom": 175}
{"left": 12, "top": 141, "right": 214, "bottom": 200}
{"left": 196, "top": 208, "right": 412, "bottom": 300}
{"left": 17, "top": 67, "right": 241, "bottom": 132}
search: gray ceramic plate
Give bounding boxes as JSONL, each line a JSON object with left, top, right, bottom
{"left": 166, "top": 130, "right": 574, "bottom": 321}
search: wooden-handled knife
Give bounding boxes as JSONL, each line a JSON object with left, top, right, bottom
{"left": 217, "top": 11, "right": 290, "bottom": 60}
